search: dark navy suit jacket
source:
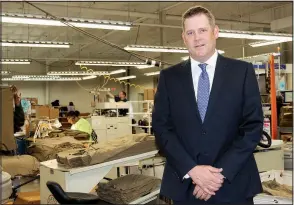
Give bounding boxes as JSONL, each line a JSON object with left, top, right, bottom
{"left": 152, "top": 55, "right": 263, "bottom": 203}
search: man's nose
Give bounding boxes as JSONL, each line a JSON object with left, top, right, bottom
{"left": 193, "top": 33, "right": 200, "bottom": 41}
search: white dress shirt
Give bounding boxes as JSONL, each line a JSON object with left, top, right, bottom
{"left": 191, "top": 50, "right": 218, "bottom": 101}
{"left": 184, "top": 50, "right": 219, "bottom": 179}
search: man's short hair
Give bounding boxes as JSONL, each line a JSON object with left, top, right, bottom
{"left": 182, "top": 6, "right": 216, "bottom": 29}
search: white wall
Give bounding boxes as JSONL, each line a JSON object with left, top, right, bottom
{"left": 5, "top": 61, "right": 126, "bottom": 112}
{"left": 49, "top": 79, "right": 125, "bottom": 113}
{"left": 4, "top": 61, "right": 46, "bottom": 104}
{"left": 13, "top": 81, "right": 46, "bottom": 105}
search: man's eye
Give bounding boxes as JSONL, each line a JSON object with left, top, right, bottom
{"left": 187, "top": 31, "right": 193, "bottom": 35}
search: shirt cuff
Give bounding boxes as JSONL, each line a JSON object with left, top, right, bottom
{"left": 183, "top": 174, "right": 190, "bottom": 179}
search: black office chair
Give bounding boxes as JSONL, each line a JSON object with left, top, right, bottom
{"left": 46, "top": 181, "right": 101, "bottom": 204}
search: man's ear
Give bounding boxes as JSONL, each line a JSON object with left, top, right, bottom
{"left": 214, "top": 25, "right": 219, "bottom": 39}
{"left": 182, "top": 32, "right": 187, "bottom": 46}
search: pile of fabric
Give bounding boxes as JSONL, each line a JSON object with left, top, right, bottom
{"left": 262, "top": 179, "right": 292, "bottom": 198}
{"left": 56, "top": 133, "right": 157, "bottom": 168}
{"left": 97, "top": 174, "right": 161, "bottom": 204}
{"left": 48, "top": 129, "right": 89, "bottom": 140}
{"left": 280, "top": 106, "right": 293, "bottom": 127}
{"left": 1, "top": 155, "right": 39, "bottom": 177}
{"left": 27, "top": 136, "right": 85, "bottom": 162}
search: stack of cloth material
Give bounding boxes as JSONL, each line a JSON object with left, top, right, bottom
{"left": 97, "top": 174, "right": 161, "bottom": 204}
{"left": 56, "top": 133, "right": 157, "bottom": 168}
{"left": 262, "top": 179, "right": 292, "bottom": 198}
{"left": 27, "top": 136, "right": 85, "bottom": 162}
{"left": 48, "top": 129, "right": 89, "bottom": 140}
{"left": 1, "top": 155, "right": 39, "bottom": 177}
{"left": 280, "top": 106, "right": 293, "bottom": 127}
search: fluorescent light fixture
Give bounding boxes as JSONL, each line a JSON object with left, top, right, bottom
{"left": 144, "top": 71, "right": 160, "bottom": 76}
{"left": 249, "top": 40, "right": 288, "bottom": 47}
{"left": 75, "top": 61, "right": 147, "bottom": 67}
{"left": 0, "top": 59, "right": 31, "bottom": 64}
{"left": 2, "top": 77, "right": 82, "bottom": 81}
{"left": 116, "top": 75, "right": 136, "bottom": 80}
{"left": 124, "top": 45, "right": 189, "bottom": 53}
{"left": 1, "top": 40, "right": 71, "bottom": 48}
{"left": 12, "top": 75, "right": 60, "bottom": 79}
{"left": 82, "top": 75, "right": 97, "bottom": 80}
{"left": 109, "top": 69, "right": 127, "bottom": 74}
{"left": 2, "top": 13, "right": 132, "bottom": 31}
{"left": 2, "top": 78, "right": 18, "bottom": 81}
{"left": 47, "top": 69, "right": 126, "bottom": 76}
{"left": 218, "top": 29, "right": 292, "bottom": 41}
{"left": 4, "top": 75, "right": 81, "bottom": 81}
{"left": 181, "top": 50, "right": 225, "bottom": 61}
{"left": 23, "top": 77, "right": 81, "bottom": 81}
{"left": 238, "top": 52, "right": 281, "bottom": 61}
{"left": 47, "top": 71, "right": 109, "bottom": 76}
{"left": 136, "top": 65, "right": 154, "bottom": 69}
{"left": 1, "top": 71, "right": 11, "bottom": 75}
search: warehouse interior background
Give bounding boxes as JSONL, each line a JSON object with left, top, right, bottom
{"left": 0, "top": 1, "right": 293, "bottom": 204}
{"left": 1, "top": 1, "right": 293, "bottom": 112}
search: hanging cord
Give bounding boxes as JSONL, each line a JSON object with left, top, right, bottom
{"left": 25, "top": 1, "right": 173, "bottom": 67}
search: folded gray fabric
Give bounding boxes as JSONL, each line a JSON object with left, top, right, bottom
{"left": 97, "top": 174, "right": 161, "bottom": 204}
{"left": 56, "top": 134, "right": 156, "bottom": 168}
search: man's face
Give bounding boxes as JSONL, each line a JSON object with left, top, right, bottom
{"left": 182, "top": 14, "right": 219, "bottom": 62}
{"left": 119, "top": 92, "right": 126, "bottom": 100}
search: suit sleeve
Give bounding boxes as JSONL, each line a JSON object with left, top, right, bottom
{"left": 215, "top": 63, "right": 263, "bottom": 182}
{"left": 152, "top": 70, "right": 197, "bottom": 179}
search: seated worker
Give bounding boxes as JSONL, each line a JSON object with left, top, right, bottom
{"left": 67, "top": 102, "right": 75, "bottom": 112}
{"left": 67, "top": 111, "right": 97, "bottom": 143}
{"left": 118, "top": 91, "right": 128, "bottom": 102}
{"left": 10, "top": 85, "right": 25, "bottom": 133}
{"left": 115, "top": 91, "right": 133, "bottom": 116}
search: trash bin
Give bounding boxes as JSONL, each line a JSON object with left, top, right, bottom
{"left": 15, "top": 137, "right": 28, "bottom": 155}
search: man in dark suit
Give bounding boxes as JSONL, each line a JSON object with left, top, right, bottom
{"left": 152, "top": 6, "right": 263, "bottom": 204}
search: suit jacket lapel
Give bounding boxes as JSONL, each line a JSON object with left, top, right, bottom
{"left": 204, "top": 55, "right": 228, "bottom": 123}
{"left": 180, "top": 60, "right": 202, "bottom": 122}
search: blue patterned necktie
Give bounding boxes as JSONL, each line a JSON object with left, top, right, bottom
{"left": 197, "top": 63, "right": 210, "bottom": 122}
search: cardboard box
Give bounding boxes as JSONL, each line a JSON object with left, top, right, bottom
{"left": 1, "top": 87, "right": 16, "bottom": 151}
{"left": 144, "top": 89, "right": 148, "bottom": 100}
{"left": 144, "top": 89, "right": 155, "bottom": 100}
{"left": 49, "top": 108, "right": 59, "bottom": 119}
{"left": 30, "top": 98, "right": 38, "bottom": 105}
{"left": 35, "top": 106, "right": 59, "bottom": 119}
{"left": 35, "top": 106, "right": 50, "bottom": 118}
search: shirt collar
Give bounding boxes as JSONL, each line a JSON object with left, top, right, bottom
{"left": 190, "top": 49, "right": 218, "bottom": 70}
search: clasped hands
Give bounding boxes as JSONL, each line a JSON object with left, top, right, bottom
{"left": 188, "top": 165, "right": 225, "bottom": 201}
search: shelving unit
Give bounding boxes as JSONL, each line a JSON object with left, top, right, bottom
{"left": 128, "top": 100, "right": 153, "bottom": 135}
{"left": 91, "top": 102, "right": 132, "bottom": 142}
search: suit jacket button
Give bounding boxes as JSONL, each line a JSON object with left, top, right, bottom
{"left": 202, "top": 131, "right": 206, "bottom": 135}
